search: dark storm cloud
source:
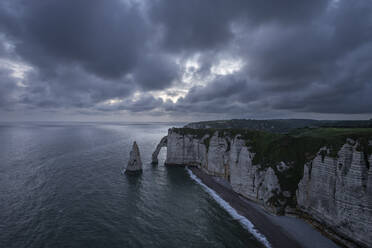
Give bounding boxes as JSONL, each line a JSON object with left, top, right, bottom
{"left": 181, "top": 76, "right": 250, "bottom": 104}
{"left": 133, "top": 54, "right": 180, "bottom": 90}
{"left": 150, "top": 0, "right": 328, "bottom": 52}
{"left": 96, "top": 93, "right": 163, "bottom": 113}
{"left": 19, "top": 66, "right": 136, "bottom": 109}
{"left": 245, "top": 1, "right": 372, "bottom": 87}
{"left": 163, "top": 0, "right": 372, "bottom": 115}
{"left": 0, "top": 0, "right": 177, "bottom": 110}
{"left": 164, "top": 74, "right": 261, "bottom": 114}
{"left": 0, "top": 0, "right": 371, "bottom": 118}
{"left": 0, "top": 68, "right": 18, "bottom": 109}
{"left": 1, "top": 0, "right": 148, "bottom": 78}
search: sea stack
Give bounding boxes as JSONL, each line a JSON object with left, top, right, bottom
{"left": 125, "top": 141, "right": 142, "bottom": 174}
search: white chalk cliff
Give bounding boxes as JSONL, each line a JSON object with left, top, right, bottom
{"left": 126, "top": 141, "right": 143, "bottom": 173}
{"left": 153, "top": 128, "right": 372, "bottom": 247}
{"left": 297, "top": 140, "right": 372, "bottom": 247}
{"left": 162, "top": 129, "right": 286, "bottom": 213}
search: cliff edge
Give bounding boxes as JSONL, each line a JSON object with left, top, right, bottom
{"left": 154, "top": 127, "right": 372, "bottom": 247}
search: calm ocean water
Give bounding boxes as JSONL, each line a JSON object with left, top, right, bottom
{"left": 0, "top": 122, "right": 264, "bottom": 248}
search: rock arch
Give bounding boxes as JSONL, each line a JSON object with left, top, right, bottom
{"left": 152, "top": 136, "right": 167, "bottom": 164}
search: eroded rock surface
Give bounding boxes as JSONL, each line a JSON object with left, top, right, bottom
{"left": 152, "top": 136, "right": 167, "bottom": 164}
{"left": 297, "top": 141, "right": 372, "bottom": 247}
{"left": 155, "top": 128, "right": 372, "bottom": 247}
{"left": 163, "top": 129, "right": 283, "bottom": 213}
{"left": 125, "top": 141, "right": 142, "bottom": 174}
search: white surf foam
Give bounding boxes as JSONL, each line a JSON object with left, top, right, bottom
{"left": 186, "top": 168, "right": 272, "bottom": 248}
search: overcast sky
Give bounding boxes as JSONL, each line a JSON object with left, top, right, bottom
{"left": 0, "top": 0, "right": 371, "bottom": 122}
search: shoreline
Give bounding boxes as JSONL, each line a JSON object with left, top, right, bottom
{"left": 188, "top": 167, "right": 340, "bottom": 248}
{"left": 186, "top": 167, "right": 272, "bottom": 248}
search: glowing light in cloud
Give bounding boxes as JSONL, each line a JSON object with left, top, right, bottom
{"left": 103, "top": 98, "right": 123, "bottom": 105}
{"left": 149, "top": 56, "right": 245, "bottom": 104}
{"left": 0, "top": 59, "right": 33, "bottom": 87}
{"left": 211, "top": 59, "right": 244, "bottom": 75}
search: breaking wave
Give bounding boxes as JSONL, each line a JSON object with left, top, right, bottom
{"left": 186, "top": 168, "right": 272, "bottom": 248}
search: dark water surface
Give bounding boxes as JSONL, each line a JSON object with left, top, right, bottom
{"left": 0, "top": 122, "right": 264, "bottom": 248}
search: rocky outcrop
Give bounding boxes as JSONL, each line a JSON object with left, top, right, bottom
{"left": 297, "top": 140, "right": 372, "bottom": 247}
{"left": 159, "top": 129, "right": 285, "bottom": 214}
{"left": 154, "top": 128, "right": 372, "bottom": 247}
{"left": 164, "top": 129, "right": 207, "bottom": 167}
{"left": 125, "top": 141, "right": 142, "bottom": 174}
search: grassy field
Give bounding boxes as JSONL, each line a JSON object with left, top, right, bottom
{"left": 291, "top": 127, "right": 372, "bottom": 138}
{"left": 185, "top": 119, "right": 372, "bottom": 133}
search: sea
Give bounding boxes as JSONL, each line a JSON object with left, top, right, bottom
{"left": 0, "top": 122, "right": 266, "bottom": 248}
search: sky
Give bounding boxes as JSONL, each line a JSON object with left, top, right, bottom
{"left": 0, "top": 0, "right": 371, "bottom": 122}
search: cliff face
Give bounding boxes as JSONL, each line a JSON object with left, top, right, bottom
{"left": 157, "top": 128, "right": 372, "bottom": 247}
{"left": 164, "top": 128, "right": 288, "bottom": 214}
{"left": 297, "top": 141, "right": 372, "bottom": 247}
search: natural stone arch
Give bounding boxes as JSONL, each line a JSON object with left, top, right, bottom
{"left": 152, "top": 136, "right": 167, "bottom": 164}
